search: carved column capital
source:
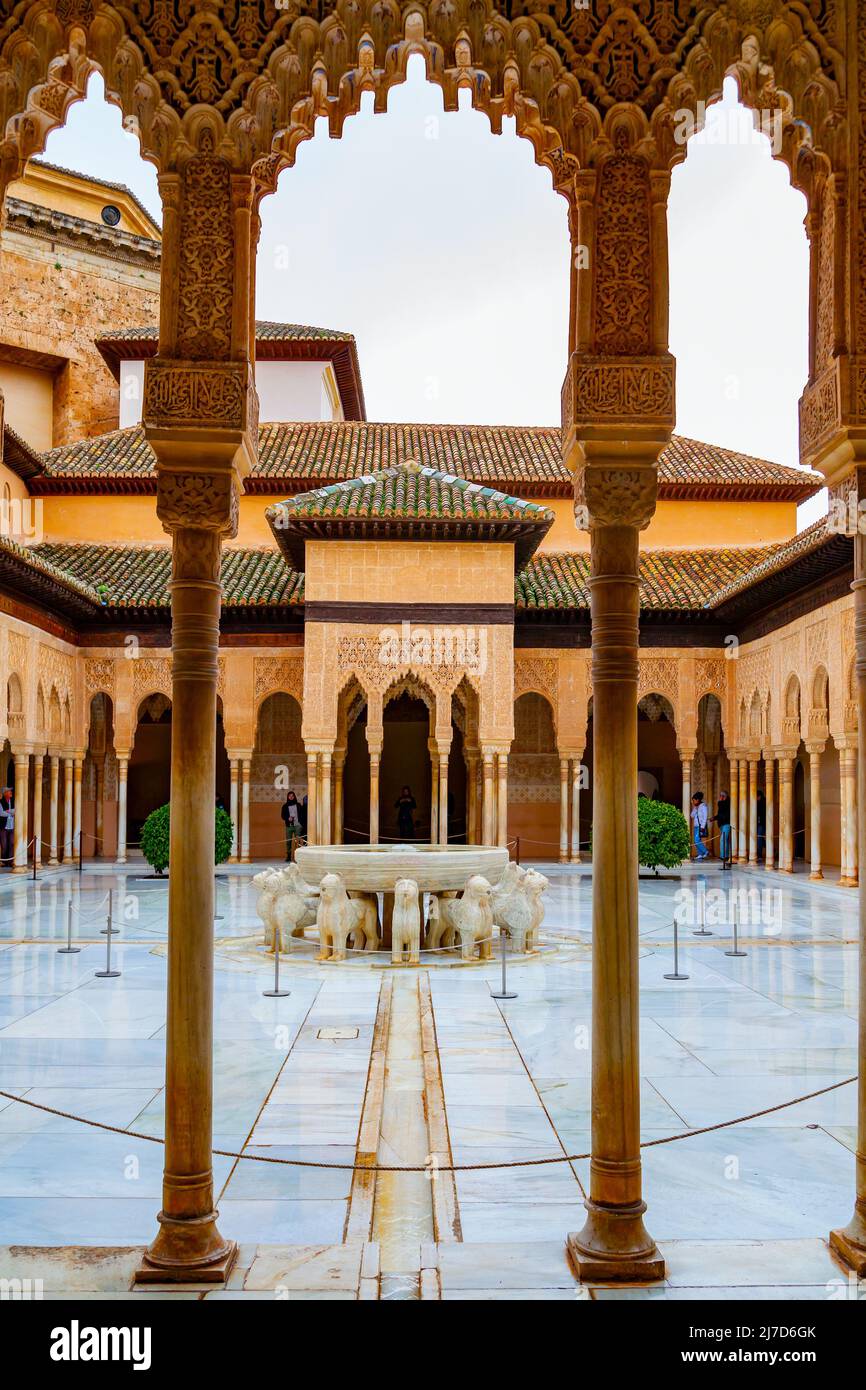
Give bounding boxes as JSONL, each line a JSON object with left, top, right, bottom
{"left": 157, "top": 470, "right": 240, "bottom": 544}
{"left": 575, "top": 462, "right": 658, "bottom": 531}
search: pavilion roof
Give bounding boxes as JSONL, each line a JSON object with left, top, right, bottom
{"left": 516, "top": 545, "right": 780, "bottom": 612}
{"left": 33, "top": 422, "right": 821, "bottom": 502}
{"left": 265, "top": 461, "right": 555, "bottom": 571}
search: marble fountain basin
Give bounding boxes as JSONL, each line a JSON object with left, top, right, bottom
{"left": 295, "top": 842, "right": 509, "bottom": 893}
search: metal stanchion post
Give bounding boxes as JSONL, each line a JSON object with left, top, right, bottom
{"left": 664, "top": 915, "right": 689, "bottom": 981}
{"left": 263, "top": 936, "right": 290, "bottom": 998}
{"left": 32, "top": 838, "right": 37, "bottom": 882}
{"left": 725, "top": 892, "right": 747, "bottom": 958}
{"left": 101, "top": 887, "right": 117, "bottom": 936}
{"left": 491, "top": 927, "right": 517, "bottom": 1000}
{"left": 692, "top": 882, "right": 713, "bottom": 937}
{"left": 95, "top": 910, "right": 120, "bottom": 978}
{"left": 57, "top": 901, "right": 80, "bottom": 955}
{"left": 78, "top": 827, "right": 83, "bottom": 874}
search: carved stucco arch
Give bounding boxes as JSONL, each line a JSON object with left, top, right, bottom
{"left": 0, "top": 3, "right": 845, "bottom": 194}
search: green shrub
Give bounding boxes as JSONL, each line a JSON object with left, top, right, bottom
{"left": 637, "top": 796, "right": 690, "bottom": 874}
{"left": 140, "top": 803, "right": 234, "bottom": 875}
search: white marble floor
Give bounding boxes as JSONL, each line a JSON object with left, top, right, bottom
{"left": 0, "top": 857, "right": 861, "bottom": 1299}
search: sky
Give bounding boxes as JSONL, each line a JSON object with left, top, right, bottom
{"left": 41, "top": 61, "right": 819, "bottom": 525}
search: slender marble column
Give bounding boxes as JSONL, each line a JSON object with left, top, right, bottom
{"left": 116, "top": 756, "right": 128, "bottom": 866}
{"left": 481, "top": 750, "right": 495, "bottom": 846}
{"left": 466, "top": 753, "right": 478, "bottom": 846}
{"left": 333, "top": 753, "right": 344, "bottom": 845}
{"left": 559, "top": 757, "right": 569, "bottom": 862}
{"left": 320, "top": 752, "right": 332, "bottom": 845}
{"left": 305, "top": 753, "right": 318, "bottom": 847}
{"left": 570, "top": 759, "right": 581, "bottom": 862}
{"left": 429, "top": 748, "right": 439, "bottom": 845}
{"left": 240, "top": 759, "right": 251, "bottom": 863}
{"left": 764, "top": 756, "right": 775, "bottom": 870}
{"left": 748, "top": 759, "right": 758, "bottom": 865}
{"left": 48, "top": 756, "right": 60, "bottom": 865}
{"left": 62, "top": 757, "right": 74, "bottom": 860}
{"left": 778, "top": 756, "right": 794, "bottom": 873}
{"left": 95, "top": 759, "right": 104, "bottom": 857}
{"left": 228, "top": 759, "right": 239, "bottom": 863}
{"left": 12, "top": 752, "right": 28, "bottom": 872}
{"left": 808, "top": 746, "right": 823, "bottom": 880}
{"left": 32, "top": 754, "right": 43, "bottom": 867}
{"left": 137, "top": 524, "right": 233, "bottom": 1283}
{"left": 681, "top": 756, "right": 691, "bottom": 820}
{"left": 438, "top": 752, "right": 449, "bottom": 846}
{"left": 496, "top": 751, "right": 508, "bottom": 848}
{"left": 368, "top": 751, "right": 380, "bottom": 845}
{"left": 737, "top": 758, "right": 748, "bottom": 863}
{"left": 73, "top": 757, "right": 83, "bottom": 861}
{"left": 567, "top": 521, "right": 662, "bottom": 1282}
{"left": 841, "top": 745, "right": 859, "bottom": 886}
{"left": 728, "top": 757, "right": 738, "bottom": 861}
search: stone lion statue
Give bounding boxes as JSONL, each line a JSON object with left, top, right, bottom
{"left": 429, "top": 875, "right": 494, "bottom": 961}
{"left": 253, "top": 864, "right": 318, "bottom": 951}
{"left": 392, "top": 877, "right": 421, "bottom": 965}
{"left": 316, "top": 873, "right": 379, "bottom": 962}
{"left": 493, "top": 866, "right": 548, "bottom": 953}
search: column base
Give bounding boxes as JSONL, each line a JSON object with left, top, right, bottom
{"left": 567, "top": 1200, "right": 665, "bottom": 1284}
{"left": 570, "top": 854, "right": 581, "bottom": 864}
{"left": 135, "top": 1210, "right": 237, "bottom": 1286}
{"left": 829, "top": 1220, "right": 866, "bottom": 1278}
{"left": 559, "top": 854, "right": 569, "bottom": 864}
{"left": 838, "top": 876, "right": 858, "bottom": 888}
{"left": 809, "top": 870, "right": 824, "bottom": 881}
{"left": 11, "top": 865, "right": 28, "bottom": 874}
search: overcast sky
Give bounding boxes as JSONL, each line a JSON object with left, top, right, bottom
{"left": 43, "top": 62, "right": 818, "bottom": 524}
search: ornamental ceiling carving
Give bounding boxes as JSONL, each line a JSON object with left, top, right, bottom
{"left": 0, "top": 1, "right": 846, "bottom": 194}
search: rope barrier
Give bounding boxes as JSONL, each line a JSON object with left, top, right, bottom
{"left": 0, "top": 1075, "right": 854, "bottom": 1172}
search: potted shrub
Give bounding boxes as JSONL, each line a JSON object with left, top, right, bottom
{"left": 637, "top": 796, "right": 690, "bottom": 878}
{"left": 140, "top": 803, "right": 234, "bottom": 876}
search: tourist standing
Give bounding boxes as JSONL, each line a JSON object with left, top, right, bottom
{"left": 756, "top": 788, "right": 766, "bottom": 861}
{"left": 690, "top": 792, "right": 709, "bottom": 861}
{"left": 0, "top": 788, "right": 12, "bottom": 868}
{"left": 281, "top": 790, "right": 302, "bottom": 861}
{"left": 395, "top": 785, "right": 417, "bottom": 840}
{"left": 714, "top": 790, "right": 732, "bottom": 867}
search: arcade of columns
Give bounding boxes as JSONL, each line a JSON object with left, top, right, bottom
{"left": 0, "top": 1, "right": 863, "bottom": 1285}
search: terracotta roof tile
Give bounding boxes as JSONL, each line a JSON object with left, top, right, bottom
{"left": 516, "top": 545, "right": 779, "bottom": 611}
{"left": 271, "top": 462, "right": 554, "bottom": 524}
{"left": 31, "top": 543, "right": 304, "bottom": 608}
{"left": 38, "top": 423, "right": 821, "bottom": 501}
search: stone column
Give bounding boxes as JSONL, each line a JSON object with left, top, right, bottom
{"left": 559, "top": 756, "right": 569, "bottom": 862}
{"left": 228, "top": 758, "right": 239, "bottom": 863}
{"left": 320, "top": 751, "right": 332, "bottom": 845}
{"left": 239, "top": 758, "right": 251, "bottom": 863}
{"left": 496, "top": 750, "right": 508, "bottom": 848}
{"left": 32, "top": 754, "right": 43, "bottom": 867}
{"left": 466, "top": 752, "right": 478, "bottom": 846}
{"left": 116, "top": 756, "right": 129, "bottom": 866}
{"left": 73, "top": 756, "right": 83, "bottom": 861}
{"left": 12, "top": 752, "right": 29, "bottom": 873}
{"left": 705, "top": 758, "right": 715, "bottom": 844}
{"left": 748, "top": 758, "right": 758, "bottom": 865}
{"left": 764, "top": 755, "right": 775, "bottom": 870}
{"left": 62, "top": 757, "right": 74, "bottom": 860}
{"left": 48, "top": 755, "right": 60, "bottom": 865}
{"left": 737, "top": 757, "right": 748, "bottom": 863}
{"left": 367, "top": 747, "right": 380, "bottom": 845}
{"left": 564, "top": 453, "right": 666, "bottom": 1282}
{"left": 680, "top": 754, "right": 691, "bottom": 820}
{"left": 778, "top": 756, "right": 794, "bottom": 873}
{"left": 839, "top": 744, "right": 858, "bottom": 887}
{"left": 333, "top": 752, "right": 345, "bottom": 845}
{"left": 305, "top": 752, "right": 318, "bottom": 847}
{"left": 438, "top": 751, "right": 449, "bottom": 846}
{"left": 95, "top": 759, "right": 105, "bottom": 857}
{"left": 481, "top": 749, "right": 495, "bottom": 846}
{"left": 429, "top": 740, "right": 439, "bottom": 845}
{"left": 135, "top": 149, "right": 259, "bottom": 1283}
{"left": 807, "top": 744, "right": 824, "bottom": 880}
{"left": 570, "top": 757, "right": 581, "bottom": 862}
{"left": 728, "top": 756, "right": 738, "bottom": 861}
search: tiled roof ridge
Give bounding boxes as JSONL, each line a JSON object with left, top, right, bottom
{"left": 274, "top": 460, "right": 555, "bottom": 518}
{"left": 95, "top": 320, "right": 357, "bottom": 344}
{"left": 26, "top": 159, "right": 161, "bottom": 234}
